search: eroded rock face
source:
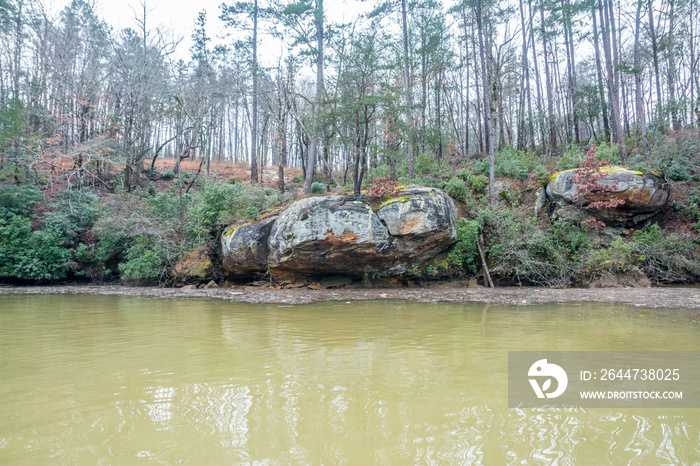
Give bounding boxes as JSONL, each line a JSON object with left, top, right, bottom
{"left": 545, "top": 168, "right": 670, "bottom": 225}
{"left": 267, "top": 196, "right": 391, "bottom": 279}
{"left": 221, "top": 217, "right": 276, "bottom": 277}
{"left": 376, "top": 187, "right": 458, "bottom": 273}
{"left": 220, "top": 188, "right": 459, "bottom": 281}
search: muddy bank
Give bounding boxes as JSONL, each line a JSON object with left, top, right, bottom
{"left": 1, "top": 285, "right": 699, "bottom": 309}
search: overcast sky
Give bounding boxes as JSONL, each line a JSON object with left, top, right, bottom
{"left": 47, "top": 0, "right": 378, "bottom": 63}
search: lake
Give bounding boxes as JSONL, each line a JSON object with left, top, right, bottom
{"left": 1, "top": 294, "right": 699, "bottom": 463}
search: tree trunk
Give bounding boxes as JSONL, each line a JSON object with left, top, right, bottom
{"left": 250, "top": 0, "right": 259, "bottom": 183}
{"left": 302, "top": 0, "right": 324, "bottom": 194}
{"left": 648, "top": 0, "right": 662, "bottom": 113}
{"left": 563, "top": 0, "right": 579, "bottom": 144}
{"left": 528, "top": 0, "right": 546, "bottom": 152}
{"left": 539, "top": 0, "right": 556, "bottom": 153}
{"left": 476, "top": 0, "right": 495, "bottom": 204}
{"left": 599, "top": 0, "right": 626, "bottom": 161}
{"left": 668, "top": 0, "right": 680, "bottom": 130}
{"left": 519, "top": 0, "right": 535, "bottom": 149}
{"left": 401, "top": 0, "right": 415, "bottom": 178}
{"left": 634, "top": 0, "right": 649, "bottom": 153}
{"left": 591, "top": 4, "right": 611, "bottom": 141}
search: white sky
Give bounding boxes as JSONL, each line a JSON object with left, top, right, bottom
{"left": 46, "top": 0, "right": 377, "bottom": 63}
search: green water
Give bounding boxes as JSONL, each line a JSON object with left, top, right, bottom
{"left": 0, "top": 295, "right": 699, "bottom": 464}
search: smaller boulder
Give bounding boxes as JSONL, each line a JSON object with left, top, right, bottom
{"left": 376, "top": 187, "right": 458, "bottom": 273}
{"left": 221, "top": 217, "right": 277, "bottom": 277}
{"left": 172, "top": 246, "right": 214, "bottom": 282}
{"left": 545, "top": 167, "right": 670, "bottom": 225}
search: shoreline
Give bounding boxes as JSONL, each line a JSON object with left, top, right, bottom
{"left": 1, "top": 284, "right": 699, "bottom": 308}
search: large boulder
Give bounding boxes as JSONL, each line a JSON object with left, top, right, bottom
{"left": 220, "top": 188, "right": 459, "bottom": 281}
{"left": 267, "top": 196, "right": 391, "bottom": 279}
{"left": 545, "top": 167, "right": 670, "bottom": 225}
{"left": 221, "top": 217, "right": 276, "bottom": 277}
{"left": 376, "top": 187, "right": 458, "bottom": 272}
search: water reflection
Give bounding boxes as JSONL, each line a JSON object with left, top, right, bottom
{"left": 0, "top": 295, "right": 699, "bottom": 463}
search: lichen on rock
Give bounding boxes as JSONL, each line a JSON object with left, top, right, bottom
{"left": 543, "top": 168, "right": 670, "bottom": 226}
{"left": 221, "top": 216, "right": 277, "bottom": 277}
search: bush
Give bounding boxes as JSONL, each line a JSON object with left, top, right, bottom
{"left": 92, "top": 194, "right": 177, "bottom": 277}
{"left": 631, "top": 224, "right": 700, "bottom": 282}
{"left": 447, "top": 219, "right": 480, "bottom": 274}
{"left": 118, "top": 236, "right": 167, "bottom": 280}
{"left": 478, "top": 206, "right": 577, "bottom": 286}
{"left": 185, "top": 179, "right": 280, "bottom": 244}
{"left": 559, "top": 148, "right": 582, "bottom": 170}
{"left": 594, "top": 142, "right": 621, "bottom": 165}
{"left": 310, "top": 182, "right": 327, "bottom": 194}
{"left": 0, "top": 214, "right": 71, "bottom": 280}
{"left": 584, "top": 237, "right": 637, "bottom": 278}
{"left": 495, "top": 147, "right": 547, "bottom": 181}
{"left": 445, "top": 177, "right": 468, "bottom": 202}
{"left": 415, "top": 153, "right": 439, "bottom": 177}
{"left": 244, "top": 205, "right": 259, "bottom": 220}
{"left": 161, "top": 170, "right": 175, "bottom": 180}
{"left": 456, "top": 171, "right": 489, "bottom": 193}
{"left": 0, "top": 183, "right": 43, "bottom": 217}
{"left": 43, "top": 188, "right": 98, "bottom": 241}
{"left": 667, "top": 162, "right": 691, "bottom": 181}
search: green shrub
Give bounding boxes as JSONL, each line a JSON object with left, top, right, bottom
{"left": 559, "top": 148, "right": 582, "bottom": 170}
{"left": 0, "top": 214, "right": 71, "bottom": 280}
{"left": 447, "top": 219, "right": 480, "bottom": 273}
{"left": 184, "top": 179, "right": 279, "bottom": 244}
{"left": 667, "top": 162, "right": 691, "bottom": 181}
{"left": 244, "top": 205, "right": 259, "bottom": 220}
{"left": 310, "top": 182, "right": 327, "bottom": 194}
{"left": 445, "top": 177, "right": 468, "bottom": 202}
{"left": 594, "top": 142, "right": 621, "bottom": 165}
{"left": 584, "top": 237, "right": 637, "bottom": 278}
{"left": 161, "top": 169, "right": 175, "bottom": 180}
{"left": 456, "top": 172, "right": 488, "bottom": 192}
{"left": 631, "top": 224, "right": 700, "bottom": 282}
{"left": 415, "top": 153, "right": 439, "bottom": 176}
{"left": 495, "top": 147, "right": 546, "bottom": 181}
{"left": 478, "top": 206, "right": 576, "bottom": 286}
{"left": 93, "top": 194, "right": 177, "bottom": 277}
{"left": 0, "top": 183, "right": 43, "bottom": 217}
{"left": 43, "top": 188, "right": 98, "bottom": 241}
{"left": 118, "top": 236, "right": 167, "bottom": 280}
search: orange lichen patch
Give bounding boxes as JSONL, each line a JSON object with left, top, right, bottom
{"left": 324, "top": 229, "right": 360, "bottom": 244}
{"left": 396, "top": 213, "right": 425, "bottom": 235}
{"left": 341, "top": 229, "right": 359, "bottom": 242}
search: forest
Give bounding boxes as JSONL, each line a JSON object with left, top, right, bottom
{"left": 0, "top": 0, "right": 699, "bottom": 285}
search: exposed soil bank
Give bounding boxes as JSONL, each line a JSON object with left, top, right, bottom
{"left": 1, "top": 285, "right": 699, "bottom": 309}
